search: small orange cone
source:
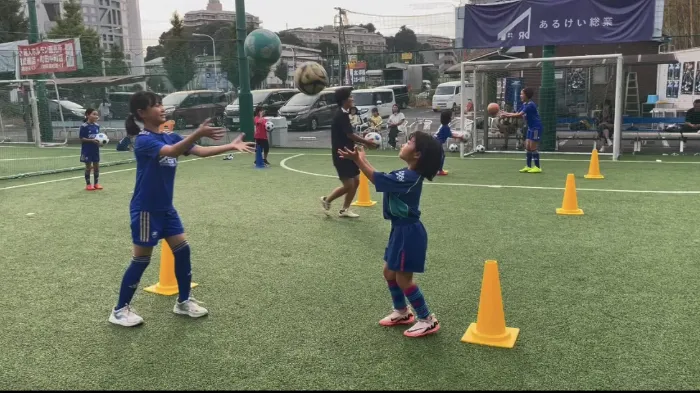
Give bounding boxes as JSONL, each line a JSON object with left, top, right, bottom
{"left": 461, "top": 260, "right": 519, "bottom": 348}
{"left": 556, "top": 174, "right": 584, "bottom": 216}
{"left": 144, "top": 241, "right": 198, "bottom": 296}
{"left": 584, "top": 149, "right": 604, "bottom": 179}
{"left": 351, "top": 172, "right": 377, "bottom": 207}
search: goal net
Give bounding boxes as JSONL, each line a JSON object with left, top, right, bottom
{"left": 0, "top": 79, "right": 135, "bottom": 180}
{"left": 458, "top": 54, "right": 625, "bottom": 160}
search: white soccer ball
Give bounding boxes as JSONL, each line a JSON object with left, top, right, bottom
{"left": 95, "top": 133, "right": 109, "bottom": 146}
{"left": 448, "top": 143, "right": 459, "bottom": 152}
{"left": 294, "top": 61, "right": 329, "bottom": 95}
{"left": 265, "top": 121, "right": 275, "bottom": 132}
{"left": 365, "top": 131, "right": 382, "bottom": 146}
{"left": 475, "top": 144, "right": 486, "bottom": 153}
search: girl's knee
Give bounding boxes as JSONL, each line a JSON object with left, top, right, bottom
{"left": 383, "top": 264, "right": 396, "bottom": 280}
{"left": 395, "top": 272, "right": 414, "bottom": 289}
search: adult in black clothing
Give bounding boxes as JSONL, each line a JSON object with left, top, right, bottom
{"left": 682, "top": 99, "right": 700, "bottom": 133}
{"left": 320, "top": 87, "right": 378, "bottom": 218}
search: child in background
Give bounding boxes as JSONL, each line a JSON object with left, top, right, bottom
{"left": 254, "top": 106, "right": 271, "bottom": 166}
{"left": 500, "top": 87, "right": 543, "bottom": 173}
{"left": 337, "top": 131, "right": 443, "bottom": 338}
{"left": 364, "top": 107, "right": 383, "bottom": 136}
{"left": 434, "top": 110, "right": 465, "bottom": 176}
{"left": 116, "top": 135, "right": 134, "bottom": 152}
{"left": 79, "top": 108, "right": 102, "bottom": 190}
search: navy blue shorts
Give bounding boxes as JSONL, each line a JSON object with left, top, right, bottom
{"left": 384, "top": 222, "right": 428, "bottom": 273}
{"left": 526, "top": 128, "right": 541, "bottom": 142}
{"left": 130, "top": 209, "right": 184, "bottom": 247}
{"left": 80, "top": 150, "right": 100, "bottom": 163}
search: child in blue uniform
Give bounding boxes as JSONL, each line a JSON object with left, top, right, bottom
{"left": 501, "top": 87, "right": 543, "bottom": 173}
{"left": 109, "top": 91, "right": 255, "bottom": 327}
{"left": 337, "top": 131, "right": 442, "bottom": 338}
{"left": 79, "top": 108, "right": 102, "bottom": 190}
{"left": 434, "top": 110, "right": 466, "bottom": 176}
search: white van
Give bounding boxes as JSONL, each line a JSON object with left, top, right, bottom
{"left": 351, "top": 88, "right": 396, "bottom": 121}
{"left": 432, "top": 81, "right": 474, "bottom": 112}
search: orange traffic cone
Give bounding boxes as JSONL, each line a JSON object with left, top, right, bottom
{"left": 584, "top": 149, "right": 604, "bottom": 179}
{"left": 351, "top": 172, "right": 377, "bottom": 207}
{"left": 144, "top": 241, "right": 198, "bottom": 296}
{"left": 461, "top": 260, "right": 519, "bottom": 348}
{"left": 556, "top": 174, "right": 584, "bottom": 216}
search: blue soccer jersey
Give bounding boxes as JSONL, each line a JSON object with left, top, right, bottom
{"left": 522, "top": 101, "right": 542, "bottom": 131}
{"left": 130, "top": 130, "right": 192, "bottom": 213}
{"left": 374, "top": 168, "right": 424, "bottom": 224}
{"left": 435, "top": 125, "right": 452, "bottom": 144}
{"left": 80, "top": 122, "right": 100, "bottom": 162}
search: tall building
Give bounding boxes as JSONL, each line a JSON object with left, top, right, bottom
{"left": 183, "top": 0, "right": 261, "bottom": 28}
{"left": 23, "top": 0, "right": 144, "bottom": 75}
{"left": 416, "top": 34, "right": 455, "bottom": 49}
{"left": 285, "top": 26, "right": 386, "bottom": 53}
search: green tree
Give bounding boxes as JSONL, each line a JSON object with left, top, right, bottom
{"left": 162, "top": 12, "right": 196, "bottom": 91}
{"left": 277, "top": 31, "right": 304, "bottom": 47}
{"left": 219, "top": 23, "right": 271, "bottom": 90}
{"left": 317, "top": 41, "right": 338, "bottom": 56}
{"left": 393, "top": 26, "right": 419, "bottom": 52}
{"left": 250, "top": 59, "right": 270, "bottom": 89}
{"left": 275, "top": 60, "right": 289, "bottom": 86}
{"left": 104, "top": 44, "right": 129, "bottom": 76}
{"left": 0, "top": 0, "right": 29, "bottom": 43}
{"left": 47, "top": 0, "right": 103, "bottom": 77}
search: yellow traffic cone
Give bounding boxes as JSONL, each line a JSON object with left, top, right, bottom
{"left": 351, "top": 172, "right": 377, "bottom": 207}
{"left": 556, "top": 174, "right": 584, "bottom": 216}
{"left": 144, "top": 241, "right": 198, "bottom": 296}
{"left": 584, "top": 149, "right": 604, "bottom": 179}
{"left": 461, "top": 260, "right": 519, "bottom": 348}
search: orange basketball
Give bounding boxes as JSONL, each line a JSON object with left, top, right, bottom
{"left": 487, "top": 103, "right": 500, "bottom": 116}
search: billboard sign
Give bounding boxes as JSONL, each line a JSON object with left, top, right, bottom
{"left": 18, "top": 39, "right": 78, "bottom": 76}
{"left": 463, "top": 0, "right": 656, "bottom": 49}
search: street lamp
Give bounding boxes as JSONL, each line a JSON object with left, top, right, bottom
{"left": 192, "top": 33, "right": 219, "bottom": 90}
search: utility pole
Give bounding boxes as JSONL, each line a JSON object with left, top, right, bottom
{"left": 234, "top": 0, "right": 253, "bottom": 141}
{"left": 334, "top": 7, "right": 349, "bottom": 86}
{"left": 690, "top": 0, "right": 695, "bottom": 48}
{"left": 27, "top": 0, "right": 52, "bottom": 143}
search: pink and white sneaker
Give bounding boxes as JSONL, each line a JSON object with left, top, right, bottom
{"left": 379, "top": 308, "right": 415, "bottom": 326}
{"left": 403, "top": 313, "right": 440, "bottom": 338}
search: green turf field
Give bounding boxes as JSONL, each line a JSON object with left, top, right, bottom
{"left": 0, "top": 148, "right": 699, "bottom": 390}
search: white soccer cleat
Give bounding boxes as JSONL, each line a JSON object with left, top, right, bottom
{"left": 339, "top": 209, "right": 359, "bottom": 218}
{"left": 320, "top": 196, "right": 331, "bottom": 215}
{"left": 403, "top": 313, "right": 440, "bottom": 338}
{"left": 173, "top": 297, "right": 209, "bottom": 318}
{"left": 108, "top": 305, "right": 144, "bottom": 327}
{"left": 379, "top": 308, "right": 415, "bottom": 327}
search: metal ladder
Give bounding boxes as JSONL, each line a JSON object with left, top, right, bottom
{"left": 624, "top": 72, "right": 640, "bottom": 117}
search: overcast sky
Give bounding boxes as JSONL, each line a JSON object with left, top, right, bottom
{"left": 138, "top": 0, "right": 457, "bottom": 47}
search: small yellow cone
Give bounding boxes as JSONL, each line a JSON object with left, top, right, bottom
{"left": 556, "top": 174, "right": 584, "bottom": 216}
{"left": 351, "top": 172, "right": 377, "bottom": 207}
{"left": 461, "top": 260, "right": 519, "bottom": 348}
{"left": 144, "top": 241, "right": 198, "bottom": 296}
{"left": 584, "top": 149, "right": 604, "bottom": 179}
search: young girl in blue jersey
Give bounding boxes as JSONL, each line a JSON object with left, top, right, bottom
{"left": 337, "top": 131, "right": 443, "bottom": 338}
{"left": 109, "top": 91, "right": 255, "bottom": 327}
{"left": 79, "top": 108, "right": 102, "bottom": 190}
{"left": 434, "top": 110, "right": 466, "bottom": 176}
{"left": 501, "top": 87, "right": 543, "bottom": 173}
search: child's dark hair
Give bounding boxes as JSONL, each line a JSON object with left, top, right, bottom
{"left": 350, "top": 106, "right": 358, "bottom": 114}
{"left": 125, "top": 91, "right": 161, "bottom": 136}
{"left": 84, "top": 108, "right": 96, "bottom": 123}
{"left": 410, "top": 131, "right": 442, "bottom": 181}
{"left": 440, "top": 109, "right": 452, "bottom": 126}
{"left": 254, "top": 105, "right": 264, "bottom": 117}
{"left": 522, "top": 87, "right": 535, "bottom": 100}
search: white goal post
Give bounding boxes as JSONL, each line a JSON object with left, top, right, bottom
{"left": 459, "top": 54, "right": 624, "bottom": 161}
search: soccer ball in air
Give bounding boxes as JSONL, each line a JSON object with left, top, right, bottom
{"left": 365, "top": 132, "right": 382, "bottom": 146}
{"left": 475, "top": 144, "right": 486, "bottom": 153}
{"left": 448, "top": 143, "right": 459, "bottom": 152}
{"left": 487, "top": 102, "right": 500, "bottom": 117}
{"left": 265, "top": 121, "right": 275, "bottom": 132}
{"left": 294, "top": 62, "right": 329, "bottom": 95}
{"left": 243, "top": 29, "right": 282, "bottom": 64}
{"left": 95, "top": 133, "right": 109, "bottom": 146}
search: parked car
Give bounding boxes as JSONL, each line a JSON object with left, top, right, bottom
{"left": 225, "top": 88, "right": 297, "bottom": 130}
{"left": 351, "top": 88, "right": 396, "bottom": 122}
{"left": 379, "top": 84, "right": 409, "bottom": 109}
{"left": 106, "top": 92, "right": 133, "bottom": 120}
{"left": 278, "top": 88, "right": 341, "bottom": 131}
{"left": 163, "top": 90, "right": 228, "bottom": 130}
{"left": 49, "top": 99, "right": 86, "bottom": 122}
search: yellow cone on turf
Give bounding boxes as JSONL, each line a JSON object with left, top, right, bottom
{"left": 144, "top": 241, "right": 198, "bottom": 296}
{"left": 584, "top": 149, "right": 604, "bottom": 179}
{"left": 461, "top": 260, "right": 519, "bottom": 349}
{"left": 556, "top": 173, "right": 584, "bottom": 216}
{"left": 352, "top": 172, "right": 377, "bottom": 207}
